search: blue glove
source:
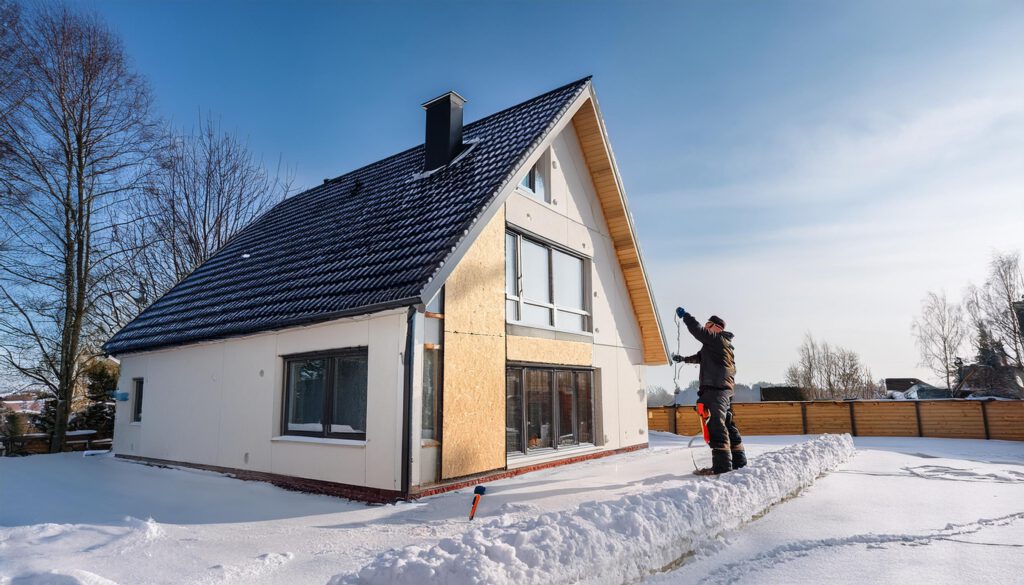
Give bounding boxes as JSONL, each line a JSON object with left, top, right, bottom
{"left": 675, "top": 307, "right": 686, "bottom": 319}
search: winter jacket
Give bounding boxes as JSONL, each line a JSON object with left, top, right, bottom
{"left": 680, "top": 313, "right": 736, "bottom": 390}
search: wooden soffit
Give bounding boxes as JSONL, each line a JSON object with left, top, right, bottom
{"left": 571, "top": 96, "right": 669, "bottom": 365}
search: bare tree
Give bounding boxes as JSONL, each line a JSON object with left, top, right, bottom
{"left": 912, "top": 291, "right": 967, "bottom": 390}
{"left": 0, "top": 3, "right": 155, "bottom": 452}
{"left": 0, "top": 1, "right": 26, "bottom": 195}
{"left": 112, "top": 115, "right": 291, "bottom": 315}
{"left": 646, "top": 385, "right": 674, "bottom": 407}
{"left": 965, "top": 251, "right": 1024, "bottom": 368}
{"left": 785, "top": 334, "right": 877, "bottom": 399}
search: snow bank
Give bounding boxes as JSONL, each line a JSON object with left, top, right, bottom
{"left": 331, "top": 434, "right": 855, "bottom": 585}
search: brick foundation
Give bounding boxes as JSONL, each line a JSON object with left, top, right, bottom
{"left": 115, "top": 454, "right": 403, "bottom": 504}
{"left": 116, "top": 442, "right": 649, "bottom": 504}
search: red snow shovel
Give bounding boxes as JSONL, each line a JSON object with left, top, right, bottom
{"left": 469, "top": 485, "right": 486, "bottom": 520}
{"left": 688, "top": 403, "right": 713, "bottom": 473}
{"left": 696, "top": 403, "right": 710, "bottom": 445}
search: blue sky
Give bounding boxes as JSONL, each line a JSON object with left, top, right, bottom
{"left": 91, "top": 0, "right": 1024, "bottom": 386}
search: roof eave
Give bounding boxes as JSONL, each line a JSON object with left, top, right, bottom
{"left": 104, "top": 296, "right": 420, "bottom": 357}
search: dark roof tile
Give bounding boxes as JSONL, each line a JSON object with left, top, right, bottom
{"left": 105, "top": 77, "right": 591, "bottom": 354}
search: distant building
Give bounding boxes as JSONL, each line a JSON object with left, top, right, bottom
{"left": 881, "top": 378, "right": 952, "bottom": 400}
{"left": 956, "top": 364, "right": 1024, "bottom": 399}
{"left": 760, "top": 386, "right": 809, "bottom": 401}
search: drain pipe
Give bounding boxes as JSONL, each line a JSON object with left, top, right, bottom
{"left": 400, "top": 306, "right": 416, "bottom": 498}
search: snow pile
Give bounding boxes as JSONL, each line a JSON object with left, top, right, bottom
{"left": 331, "top": 434, "right": 855, "bottom": 585}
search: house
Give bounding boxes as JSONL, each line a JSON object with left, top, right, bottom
{"left": 955, "top": 364, "right": 1024, "bottom": 399}
{"left": 759, "top": 386, "right": 809, "bottom": 401}
{"left": 104, "top": 77, "right": 669, "bottom": 502}
{"left": 882, "top": 378, "right": 952, "bottom": 400}
{"left": 1, "top": 394, "right": 47, "bottom": 435}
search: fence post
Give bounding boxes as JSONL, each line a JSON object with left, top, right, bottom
{"left": 980, "top": 400, "right": 991, "bottom": 440}
{"left": 914, "top": 401, "right": 923, "bottom": 437}
{"left": 848, "top": 402, "right": 857, "bottom": 436}
{"left": 800, "top": 402, "right": 808, "bottom": 435}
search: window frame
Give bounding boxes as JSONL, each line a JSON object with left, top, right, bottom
{"left": 505, "top": 364, "right": 595, "bottom": 456}
{"left": 506, "top": 230, "right": 591, "bottom": 333}
{"left": 281, "top": 346, "right": 369, "bottom": 441}
{"left": 517, "top": 150, "right": 551, "bottom": 203}
{"left": 131, "top": 378, "right": 144, "bottom": 423}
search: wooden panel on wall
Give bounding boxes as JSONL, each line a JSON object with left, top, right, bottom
{"left": 853, "top": 402, "right": 918, "bottom": 437}
{"left": 443, "top": 216, "right": 506, "bottom": 338}
{"left": 805, "top": 402, "right": 852, "bottom": 435}
{"left": 985, "top": 400, "right": 1024, "bottom": 441}
{"left": 919, "top": 401, "right": 986, "bottom": 439}
{"left": 506, "top": 335, "right": 592, "bottom": 366}
{"left": 732, "top": 402, "right": 804, "bottom": 435}
{"left": 441, "top": 211, "right": 507, "bottom": 480}
{"left": 441, "top": 333, "right": 506, "bottom": 479}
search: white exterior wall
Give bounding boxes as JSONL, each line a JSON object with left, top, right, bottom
{"left": 504, "top": 123, "right": 648, "bottom": 451}
{"left": 113, "top": 309, "right": 408, "bottom": 491}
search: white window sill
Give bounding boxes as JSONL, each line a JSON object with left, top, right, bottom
{"left": 271, "top": 436, "right": 366, "bottom": 447}
{"left": 129, "top": 422, "right": 141, "bottom": 426}
{"left": 506, "top": 321, "right": 594, "bottom": 341}
{"left": 506, "top": 443, "right": 601, "bottom": 469}
{"left": 515, "top": 186, "right": 555, "bottom": 207}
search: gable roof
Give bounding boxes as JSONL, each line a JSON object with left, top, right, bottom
{"left": 105, "top": 78, "right": 592, "bottom": 355}
{"left": 105, "top": 77, "right": 669, "bottom": 364}
{"left": 883, "top": 378, "right": 932, "bottom": 392}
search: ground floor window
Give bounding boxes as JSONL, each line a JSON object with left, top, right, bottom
{"left": 506, "top": 365, "right": 593, "bottom": 455}
{"left": 422, "top": 348, "right": 441, "bottom": 439}
{"left": 282, "top": 347, "right": 368, "bottom": 440}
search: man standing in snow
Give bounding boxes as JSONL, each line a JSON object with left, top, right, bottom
{"left": 672, "top": 307, "right": 745, "bottom": 474}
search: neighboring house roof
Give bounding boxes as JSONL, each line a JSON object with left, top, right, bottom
{"left": 883, "top": 378, "right": 932, "bottom": 392}
{"left": 886, "top": 384, "right": 953, "bottom": 400}
{"left": 105, "top": 78, "right": 669, "bottom": 363}
{"left": 760, "top": 386, "right": 809, "bottom": 401}
{"left": 2, "top": 400, "right": 45, "bottom": 414}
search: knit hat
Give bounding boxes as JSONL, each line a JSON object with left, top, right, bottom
{"left": 708, "top": 315, "right": 726, "bottom": 329}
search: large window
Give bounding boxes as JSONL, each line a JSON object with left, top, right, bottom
{"left": 506, "top": 366, "right": 594, "bottom": 455}
{"left": 282, "top": 348, "right": 368, "bottom": 440}
{"left": 506, "top": 231, "right": 590, "bottom": 332}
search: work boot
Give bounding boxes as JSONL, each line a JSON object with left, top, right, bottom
{"left": 711, "top": 448, "right": 733, "bottom": 474}
{"left": 731, "top": 448, "right": 747, "bottom": 469}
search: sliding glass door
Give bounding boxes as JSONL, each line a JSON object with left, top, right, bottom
{"left": 506, "top": 366, "right": 594, "bottom": 456}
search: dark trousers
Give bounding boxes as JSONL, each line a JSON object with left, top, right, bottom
{"left": 698, "top": 386, "right": 746, "bottom": 472}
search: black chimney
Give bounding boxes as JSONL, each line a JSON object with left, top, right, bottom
{"left": 422, "top": 91, "right": 466, "bottom": 172}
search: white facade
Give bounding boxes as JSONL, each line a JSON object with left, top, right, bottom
{"left": 114, "top": 310, "right": 408, "bottom": 491}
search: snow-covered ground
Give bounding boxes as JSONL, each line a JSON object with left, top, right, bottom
{"left": 1, "top": 434, "right": 1021, "bottom": 584}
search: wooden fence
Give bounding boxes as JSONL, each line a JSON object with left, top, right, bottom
{"left": 647, "top": 399, "right": 1024, "bottom": 441}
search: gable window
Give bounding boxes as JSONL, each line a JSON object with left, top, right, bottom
{"left": 282, "top": 347, "right": 368, "bottom": 440}
{"left": 518, "top": 150, "right": 550, "bottom": 203}
{"left": 506, "top": 366, "right": 593, "bottom": 455}
{"left": 506, "top": 231, "right": 590, "bottom": 332}
{"left": 131, "top": 378, "right": 144, "bottom": 423}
